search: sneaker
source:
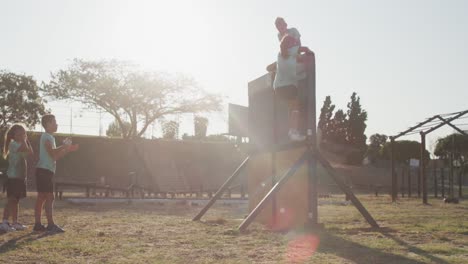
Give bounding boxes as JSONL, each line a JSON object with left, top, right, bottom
{"left": 46, "top": 224, "right": 65, "bottom": 233}
{"left": 288, "top": 130, "right": 306, "bottom": 142}
{"left": 0, "top": 222, "right": 16, "bottom": 232}
{"left": 11, "top": 223, "right": 27, "bottom": 231}
{"left": 33, "top": 223, "right": 47, "bottom": 232}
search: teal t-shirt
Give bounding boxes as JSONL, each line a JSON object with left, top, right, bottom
{"left": 273, "top": 46, "right": 307, "bottom": 89}
{"left": 6, "top": 141, "right": 28, "bottom": 179}
{"left": 36, "top": 132, "right": 56, "bottom": 173}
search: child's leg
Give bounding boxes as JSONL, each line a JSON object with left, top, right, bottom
{"left": 34, "top": 192, "right": 47, "bottom": 224}
{"left": 10, "top": 198, "right": 19, "bottom": 224}
{"left": 44, "top": 193, "right": 55, "bottom": 226}
{"left": 2, "top": 199, "right": 10, "bottom": 222}
{"left": 288, "top": 100, "right": 301, "bottom": 132}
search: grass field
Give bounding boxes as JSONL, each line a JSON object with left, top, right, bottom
{"left": 0, "top": 195, "right": 467, "bottom": 263}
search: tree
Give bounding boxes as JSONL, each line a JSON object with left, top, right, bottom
{"left": 434, "top": 133, "right": 468, "bottom": 168}
{"left": 106, "top": 119, "right": 131, "bottom": 138}
{"left": 381, "top": 140, "right": 430, "bottom": 163}
{"left": 346, "top": 92, "right": 367, "bottom": 150}
{"left": 367, "top": 133, "right": 388, "bottom": 163}
{"left": 162, "top": 120, "right": 179, "bottom": 140}
{"left": 328, "top": 109, "right": 347, "bottom": 144}
{"left": 369, "top": 133, "right": 388, "bottom": 147}
{"left": 194, "top": 116, "right": 208, "bottom": 139}
{"left": 43, "top": 59, "right": 222, "bottom": 139}
{"left": 0, "top": 71, "right": 47, "bottom": 132}
{"left": 318, "top": 96, "right": 335, "bottom": 142}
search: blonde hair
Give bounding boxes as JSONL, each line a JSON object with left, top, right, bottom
{"left": 3, "top": 124, "right": 26, "bottom": 159}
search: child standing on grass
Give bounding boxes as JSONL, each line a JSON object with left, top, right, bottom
{"left": 33, "top": 114, "right": 78, "bottom": 232}
{"left": 0, "top": 124, "right": 33, "bottom": 232}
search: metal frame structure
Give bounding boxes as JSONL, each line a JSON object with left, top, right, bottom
{"left": 390, "top": 110, "right": 468, "bottom": 204}
{"left": 194, "top": 53, "right": 379, "bottom": 231}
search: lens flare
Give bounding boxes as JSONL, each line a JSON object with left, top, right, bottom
{"left": 285, "top": 234, "right": 319, "bottom": 263}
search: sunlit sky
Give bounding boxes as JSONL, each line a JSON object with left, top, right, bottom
{"left": 1, "top": 0, "right": 468, "bottom": 152}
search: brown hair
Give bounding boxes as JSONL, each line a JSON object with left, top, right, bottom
{"left": 41, "top": 114, "right": 55, "bottom": 128}
{"left": 3, "top": 124, "right": 26, "bottom": 159}
{"left": 275, "top": 17, "right": 286, "bottom": 27}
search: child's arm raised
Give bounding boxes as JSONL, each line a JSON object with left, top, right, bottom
{"left": 18, "top": 139, "right": 34, "bottom": 156}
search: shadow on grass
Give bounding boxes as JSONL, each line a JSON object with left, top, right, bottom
{"left": 381, "top": 230, "right": 449, "bottom": 264}
{"left": 0, "top": 231, "right": 60, "bottom": 254}
{"left": 314, "top": 232, "right": 420, "bottom": 264}
{"left": 315, "top": 227, "right": 449, "bottom": 264}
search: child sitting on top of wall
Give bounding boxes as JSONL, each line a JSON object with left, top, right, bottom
{"left": 273, "top": 34, "right": 313, "bottom": 141}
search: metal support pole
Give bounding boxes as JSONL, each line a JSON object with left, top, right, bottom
{"left": 421, "top": 132, "right": 428, "bottom": 204}
{"left": 458, "top": 167, "right": 463, "bottom": 198}
{"left": 401, "top": 166, "right": 405, "bottom": 198}
{"left": 390, "top": 137, "right": 396, "bottom": 202}
{"left": 239, "top": 153, "right": 307, "bottom": 232}
{"left": 193, "top": 157, "right": 249, "bottom": 221}
{"left": 316, "top": 153, "right": 379, "bottom": 228}
{"left": 418, "top": 165, "right": 421, "bottom": 198}
{"left": 441, "top": 167, "right": 445, "bottom": 198}
{"left": 408, "top": 165, "right": 412, "bottom": 198}
{"left": 433, "top": 161, "right": 438, "bottom": 198}
{"left": 306, "top": 53, "right": 318, "bottom": 225}
{"left": 449, "top": 144, "right": 454, "bottom": 199}
{"left": 272, "top": 89, "right": 278, "bottom": 223}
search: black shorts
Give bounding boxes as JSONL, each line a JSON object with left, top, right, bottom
{"left": 275, "top": 80, "right": 308, "bottom": 108}
{"left": 6, "top": 178, "right": 27, "bottom": 199}
{"left": 36, "top": 168, "right": 54, "bottom": 193}
{"left": 275, "top": 85, "right": 298, "bottom": 101}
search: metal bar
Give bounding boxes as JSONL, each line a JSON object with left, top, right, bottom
{"left": 193, "top": 156, "right": 249, "bottom": 221}
{"left": 272, "top": 89, "right": 278, "bottom": 223}
{"left": 458, "top": 167, "right": 463, "bottom": 198}
{"left": 435, "top": 116, "right": 468, "bottom": 136}
{"left": 439, "top": 110, "right": 468, "bottom": 117}
{"left": 408, "top": 165, "right": 412, "bottom": 197}
{"left": 401, "top": 166, "right": 405, "bottom": 198}
{"left": 425, "top": 111, "right": 468, "bottom": 135}
{"left": 390, "top": 138, "right": 397, "bottom": 202}
{"left": 450, "top": 135, "right": 455, "bottom": 199}
{"left": 421, "top": 132, "right": 428, "bottom": 204}
{"left": 238, "top": 152, "right": 307, "bottom": 232}
{"left": 306, "top": 53, "right": 318, "bottom": 225}
{"left": 418, "top": 167, "right": 421, "bottom": 198}
{"left": 392, "top": 116, "right": 439, "bottom": 140}
{"left": 315, "top": 152, "right": 379, "bottom": 228}
{"left": 308, "top": 146, "right": 318, "bottom": 225}
{"left": 434, "top": 161, "right": 438, "bottom": 198}
{"left": 441, "top": 167, "right": 445, "bottom": 198}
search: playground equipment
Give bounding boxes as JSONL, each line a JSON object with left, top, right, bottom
{"left": 193, "top": 53, "right": 379, "bottom": 231}
{"left": 390, "top": 110, "right": 468, "bottom": 204}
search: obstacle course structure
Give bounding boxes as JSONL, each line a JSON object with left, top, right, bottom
{"left": 390, "top": 110, "right": 468, "bottom": 204}
{"left": 194, "top": 53, "right": 379, "bottom": 231}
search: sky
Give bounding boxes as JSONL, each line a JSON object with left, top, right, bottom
{"left": 1, "top": 0, "right": 468, "bottom": 153}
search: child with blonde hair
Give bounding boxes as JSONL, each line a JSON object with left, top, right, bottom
{"left": 0, "top": 124, "right": 33, "bottom": 232}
